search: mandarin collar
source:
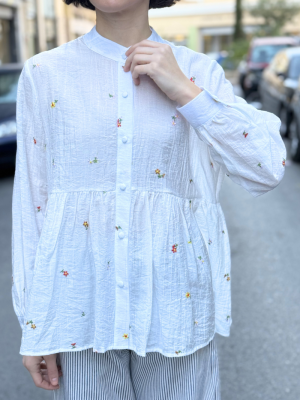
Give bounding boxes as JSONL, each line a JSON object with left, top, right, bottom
{"left": 82, "top": 24, "right": 164, "bottom": 62}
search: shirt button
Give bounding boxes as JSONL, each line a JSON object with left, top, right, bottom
{"left": 122, "top": 136, "right": 128, "bottom": 143}
{"left": 120, "top": 183, "right": 126, "bottom": 190}
{"left": 122, "top": 91, "right": 128, "bottom": 98}
{"left": 118, "top": 280, "right": 124, "bottom": 288}
{"left": 118, "top": 231, "right": 125, "bottom": 239}
{"left": 122, "top": 53, "right": 127, "bottom": 59}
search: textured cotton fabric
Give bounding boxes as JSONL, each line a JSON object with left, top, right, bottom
{"left": 11, "top": 24, "right": 286, "bottom": 357}
{"left": 53, "top": 338, "right": 220, "bottom": 400}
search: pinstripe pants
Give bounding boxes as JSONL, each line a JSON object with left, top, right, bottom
{"left": 53, "top": 337, "right": 220, "bottom": 400}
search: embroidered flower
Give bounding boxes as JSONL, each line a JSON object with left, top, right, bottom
{"left": 83, "top": 221, "right": 89, "bottom": 230}
{"left": 117, "top": 117, "right": 122, "bottom": 127}
{"left": 224, "top": 273, "right": 230, "bottom": 281}
{"left": 188, "top": 238, "right": 192, "bottom": 244}
{"left": 60, "top": 269, "right": 69, "bottom": 277}
{"left": 194, "top": 320, "right": 198, "bottom": 325}
{"left": 227, "top": 315, "right": 231, "bottom": 321}
{"left": 282, "top": 158, "right": 286, "bottom": 166}
{"left": 37, "top": 206, "right": 41, "bottom": 212}
{"left": 175, "top": 350, "right": 182, "bottom": 355}
{"left": 257, "top": 163, "right": 262, "bottom": 168}
{"left": 26, "top": 320, "right": 36, "bottom": 329}
{"left": 52, "top": 158, "right": 55, "bottom": 166}
{"left": 31, "top": 324, "right": 36, "bottom": 329}
{"left": 71, "top": 343, "right": 76, "bottom": 349}
{"left": 189, "top": 179, "right": 193, "bottom": 183}
{"left": 189, "top": 200, "right": 192, "bottom": 208}
{"left": 81, "top": 312, "right": 85, "bottom": 317}
{"left": 210, "top": 162, "right": 214, "bottom": 168}
{"left": 190, "top": 76, "right": 196, "bottom": 83}
{"left": 208, "top": 239, "right": 212, "bottom": 245}
{"left": 26, "top": 320, "right": 33, "bottom": 325}
{"left": 171, "top": 244, "right": 178, "bottom": 253}
{"left": 33, "top": 137, "right": 36, "bottom": 144}
{"left": 115, "top": 225, "right": 122, "bottom": 230}
{"left": 171, "top": 114, "right": 179, "bottom": 125}
{"left": 107, "top": 261, "right": 110, "bottom": 269}
{"left": 222, "top": 230, "right": 225, "bottom": 234}
{"left": 243, "top": 131, "right": 248, "bottom": 138}
{"left": 109, "top": 93, "right": 114, "bottom": 98}
{"left": 185, "top": 292, "right": 191, "bottom": 298}
{"left": 123, "top": 333, "right": 129, "bottom": 339}
{"left": 198, "top": 256, "right": 204, "bottom": 263}
{"left": 51, "top": 100, "right": 58, "bottom": 108}
{"left": 33, "top": 63, "right": 41, "bottom": 68}
{"left": 89, "top": 157, "right": 99, "bottom": 164}
{"left": 155, "top": 169, "right": 165, "bottom": 178}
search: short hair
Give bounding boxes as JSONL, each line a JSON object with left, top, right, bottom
{"left": 62, "top": 0, "right": 180, "bottom": 10}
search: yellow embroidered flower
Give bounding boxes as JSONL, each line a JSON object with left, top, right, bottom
{"left": 31, "top": 324, "right": 36, "bottom": 329}
{"left": 83, "top": 221, "right": 89, "bottom": 230}
{"left": 123, "top": 333, "right": 129, "bottom": 339}
{"left": 185, "top": 292, "right": 191, "bottom": 298}
{"left": 51, "top": 100, "right": 58, "bottom": 108}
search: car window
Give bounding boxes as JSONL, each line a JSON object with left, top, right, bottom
{"left": 288, "top": 55, "right": 300, "bottom": 80}
{"left": 0, "top": 71, "right": 21, "bottom": 104}
{"left": 251, "top": 44, "right": 289, "bottom": 63}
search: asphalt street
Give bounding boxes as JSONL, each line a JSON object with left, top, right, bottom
{"left": 0, "top": 112, "right": 299, "bottom": 400}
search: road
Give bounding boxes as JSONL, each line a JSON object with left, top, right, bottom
{"left": 0, "top": 122, "right": 299, "bottom": 399}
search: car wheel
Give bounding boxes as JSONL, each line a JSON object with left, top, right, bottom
{"left": 290, "top": 117, "right": 300, "bottom": 162}
{"left": 279, "top": 107, "right": 288, "bottom": 137}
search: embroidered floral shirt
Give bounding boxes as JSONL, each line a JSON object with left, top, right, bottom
{"left": 11, "top": 24, "right": 286, "bottom": 357}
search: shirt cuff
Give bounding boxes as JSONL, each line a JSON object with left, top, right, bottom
{"left": 175, "top": 88, "right": 224, "bottom": 129}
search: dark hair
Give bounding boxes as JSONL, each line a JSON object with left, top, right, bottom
{"left": 63, "top": 0, "right": 180, "bottom": 10}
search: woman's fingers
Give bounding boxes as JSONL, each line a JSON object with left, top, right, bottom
{"left": 22, "top": 354, "right": 60, "bottom": 390}
{"left": 44, "top": 354, "right": 59, "bottom": 387}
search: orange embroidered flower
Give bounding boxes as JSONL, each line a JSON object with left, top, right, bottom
{"left": 71, "top": 343, "right": 76, "bottom": 349}
{"left": 123, "top": 333, "right": 129, "bottom": 339}
{"left": 185, "top": 292, "right": 191, "bottom": 298}
{"left": 243, "top": 131, "right": 248, "bottom": 138}
{"left": 115, "top": 225, "right": 122, "bottom": 230}
{"left": 51, "top": 100, "right": 58, "bottom": 108}
{"left": 31, "top": 324, "right": 36, "bottom": 329}
{"left": 175, "top": 350, "right": 182, "bottom": 355}
{"left": 190, "top": 76, "right": 196, "bottom": 83}
{"left": 211, "top": 162, "right": 214, "bottom": 168}
{"left": 155, "top": 169, "right": 165, "bottom": 178}
{"left": 224, "top": 273, "right": 230, "bottom": 281}
{"left": 83, "top": 221, "right": 89, "bottom": 229}
{"left": 171, "top": 244, "right": 178, "bottom": 253}
{"left": 282, "top": 158, "right": 286, "bottom": 166}
{"left": 26, "top": 320, "right": 33, "bottom": 325}
{"left": 33, "top": 137, "right": 36, "bottom": 144}
{"left": 117, "top": 117, "right": 122, "bottom": 127}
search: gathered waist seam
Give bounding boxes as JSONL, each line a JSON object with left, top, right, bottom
{"left": 49, "top": 189, "right": 220, "bottom": 205}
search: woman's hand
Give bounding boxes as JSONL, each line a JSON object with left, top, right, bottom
{"left": 123, "top": 40, "right": 202, "bottom": 107}
{"left": 23, "top": 354, "right": 62, "bottom": 390}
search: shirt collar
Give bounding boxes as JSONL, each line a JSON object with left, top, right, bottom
{"left": 82, "top": 24, "right": 164, "bottom": 62}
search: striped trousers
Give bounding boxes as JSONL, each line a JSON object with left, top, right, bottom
{"left": 53, "top": 337, "right": 220, "bottom": 400}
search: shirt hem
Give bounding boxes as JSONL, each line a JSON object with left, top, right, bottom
{"left": 19, "top": 333, "right": 217, "bottom": 358}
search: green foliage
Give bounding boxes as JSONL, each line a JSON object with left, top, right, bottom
{"left": 247, "top": 0, "right": 300, "bottom": 36}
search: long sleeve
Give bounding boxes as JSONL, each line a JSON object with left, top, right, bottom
{"left": 11, "top": 60, "right": 48, "bottom": 329}
{"left": 176, "top": 59, "right": 287, "bottom": 197}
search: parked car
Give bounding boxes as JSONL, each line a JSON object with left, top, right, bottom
{"left": 260, "top": 47, "right": 300, "bottom": 137}
{"left": 0, "top": 63, "right": 23, "bottom": 169}
{"left": 289, "top": 78, "right": 300, "bottom": 162}
{"left": 239, "top": 37, "right": 299, "bottom": 101}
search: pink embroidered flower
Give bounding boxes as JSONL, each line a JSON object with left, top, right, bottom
{"left": 33, "top": 137, "right": 36, "bottom": 144}
{"left": 243, "top": 131, "right": 248, "bottom": 138}
{"left": 171, "top": 114, "right": 179, "bottom": 125}
{"left": 171, "top": 244, "right": 178, "bottom": 253}
{"left": 37, "top": 206, "right": 41, "bottom": 212}
{"left": 190, "top": 76, "right": 196, "bottom": 83}
{"left": 71, "top": 343, "right": 76, "bottom": 349}
{"left": 282, "top": 158, "right": 286, "bottom": 166}
{"left": 211, "top": 162, "right": 214, "bottom": 168}
{"left": 117, "top": 118, "right": 122, "bottom": 127}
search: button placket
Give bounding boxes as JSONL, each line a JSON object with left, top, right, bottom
{"left": 114, "top": 58, "right": 133, "bottom": 346}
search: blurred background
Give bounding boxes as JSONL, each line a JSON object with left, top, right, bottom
{"left": 0, "top": 0, "right": 300, "bottom": 399}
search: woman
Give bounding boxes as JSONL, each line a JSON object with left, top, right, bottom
{"left": 11, "top": 0, "right": 286, "bottom": 397}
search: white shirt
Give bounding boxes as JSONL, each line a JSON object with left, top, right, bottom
{"left": 11, "top": 24, "right": 286, "bottom": 357}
